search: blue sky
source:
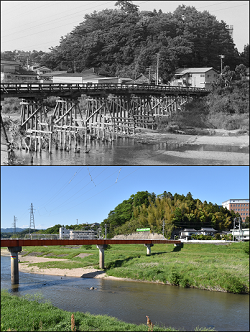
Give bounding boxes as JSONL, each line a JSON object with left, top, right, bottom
{"left": 1, "top": 166, "right": 249, "bottom": 229}
{"left": 1, "top": 1, "right": 249, "bottom": 53}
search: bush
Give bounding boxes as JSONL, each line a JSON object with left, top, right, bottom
{"left": 169, "top": 268, "right": 181, "bottom": 286}
{"left": 222, "top": 275, "right": 246, "bottom": 294}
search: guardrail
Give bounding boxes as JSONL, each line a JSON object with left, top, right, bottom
{"left": 1, "top": 82, "right": 209, "bottom": 96}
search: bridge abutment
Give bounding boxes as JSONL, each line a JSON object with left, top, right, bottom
{"left": 8, "top": 246, "right": 22, "bottom": 284}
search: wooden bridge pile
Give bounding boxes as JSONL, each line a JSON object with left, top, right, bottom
{"left": 18, "top": 94, "right": 190, "bottom": 153}
{"left": 0, "top": 83, "right": 207, "bottom": 154}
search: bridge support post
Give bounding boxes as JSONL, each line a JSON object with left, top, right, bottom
{"left": 144, "top": 244, "right": 154, "bottom": 255}
{"left": 96, "top": 245, "right": 107, "bottom": 269}
{"left": 8, "top": 246, "right": 22, "bottom": 284}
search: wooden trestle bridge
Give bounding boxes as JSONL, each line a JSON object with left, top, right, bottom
{"left": 1, "top": 238, "right": 181, "bottom": 284}
{"left": 1, "top": 83, "right": 209, "bottom": 153}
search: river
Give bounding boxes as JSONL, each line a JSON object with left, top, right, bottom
{"left": 1, "top": 256, "right": 249, "bottom": 331}
{"left": 2, "top": 136, "right": 248, "bottom": 165}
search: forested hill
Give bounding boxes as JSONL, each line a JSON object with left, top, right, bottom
{"left": 100, "top": 191, "right": 242, "bottom": 238}
{"left": 3, "top": 1, "right": 246, "bottom": 83}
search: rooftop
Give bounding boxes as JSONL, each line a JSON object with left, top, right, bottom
{"left": 175, "top": 67, "right": 217, "bottom": 75}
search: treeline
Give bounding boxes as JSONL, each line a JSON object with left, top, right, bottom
{"left": 1, "top": 223, "right": 99, "bottom": 238}
{"left": 100, "top": 191, "right": 241, "bottom": 238}
{"left": 1, "top": 1, "right": 249, "bottom": 82}
{"left": 1, "top": 228, "right": 38, "bottom": 239}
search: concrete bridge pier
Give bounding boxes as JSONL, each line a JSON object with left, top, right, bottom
{"left": 96, "top": 245, "right": 107, "bottom": 269}
{"left": 144, "top": 243, "right": 154, "bottom": 255}
{"left": 8, "top": 246, "right": 22, "bottom": 284}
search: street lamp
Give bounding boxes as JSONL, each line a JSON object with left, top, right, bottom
{"left": 219, "top": 55, "right": 225, "bottom": 74}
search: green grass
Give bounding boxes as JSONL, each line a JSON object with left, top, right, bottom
{"left": 1, "top": 290, "right": 217, "bottom": 331}
{"left": 20, "top": 242, "right": 249, "bottom": 294}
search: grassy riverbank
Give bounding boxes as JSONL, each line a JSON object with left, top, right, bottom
{"left": 1, "top": 290, "right": 215, "bottom": 332}
{"left": 15, "top": 242, "right": 249, "bottom": 294}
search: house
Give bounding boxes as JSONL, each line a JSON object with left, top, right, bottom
{"left": 133, "top": 72, "right": 161, "bottom": 85}
{"left": 1, "top": 59, "right": 37, "bottom": 83}
{"left": 199, "top": 228, "right": 217, "bottom": 236}
{"left": 1, "top": 59, "right": 21, "bottom": 73}
{"left": 38, "top": 71, "right": 68, "bottom": 83}
{"left": 170, "top": 67, "right": 219, "bottom": 89}
{"left": 52, "top": 68, "right": 121, "bottom": 84}
{"left": 179, "top": 228, "right": 199, "bottom": 240}
{"left": 32, "top": 66, "right": 52, "bottom": 75}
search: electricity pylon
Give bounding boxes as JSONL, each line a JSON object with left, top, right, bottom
{"left": 29, "top": 203, "right": 35, "bottom": 235}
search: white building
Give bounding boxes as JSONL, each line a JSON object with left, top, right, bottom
{"left": 59, "top": 227, "right": 97, "bottom": 239}
{"left": 230, "top": 228, "right": 249, "bottom": 241}
{"left": 180, "top": 228, "right": 199, "bottom": 240}
{"left": 199, "top": 228, "right": 217, "bottom": 236}
{"left": 59, "top": 226, "right": 70, "bottom": 239}
{"left": 170, "top": 67, "right": 219, "bottom": 89}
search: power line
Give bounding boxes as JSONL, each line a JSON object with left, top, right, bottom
{"left": 46, "top": 167, "right": 141, "bottom": 218}
{"left": 1, "top": 1, "right": 115, "bottom": 42}
{"left": 39, "top": 166, "right": 84, "bottom": 209}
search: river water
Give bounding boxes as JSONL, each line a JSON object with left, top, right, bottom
{"left": 1, "top": 256, "right": 249, "bottom": 331}
{"left": 3, "top": 137, "right": 248, "bottom": 165}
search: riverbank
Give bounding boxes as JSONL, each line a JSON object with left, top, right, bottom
{"left": 1, "top": 242, "right": 249, "bottom": 294}
{"left": 1, "top": 290, "right": 216, "bottom": 332}
{"left": 1, "top": 248, "right": 117, "bottom": 280}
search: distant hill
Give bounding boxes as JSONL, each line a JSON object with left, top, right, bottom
{"left": 1, "top": 228, "right": 29, "bottom": 233}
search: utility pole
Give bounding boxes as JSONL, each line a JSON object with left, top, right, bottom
{"left": 219, "top": 55, "right": 225, "bottom": 75}
{"left": 29, "top": 203, "right": 35, "bottom": 236}
{"left": 76, "top": 219, "right": 78, "bottom": 225}
{"left": 156, "top": 53, "right": 160, "bottom": 85}
{"left": 105, "top": 223, "right": 107, "bottom": 239}
{"left": 233, "top": 217, "right": 236, "bottom": 241}
{"left": 238, "top": 217, "right": 242, "bottom": 242}
{"left": 162, "top": 219, "right": 165, "bottom": 238}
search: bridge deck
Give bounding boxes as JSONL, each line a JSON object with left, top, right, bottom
{"left": 1, "top": 239, "right": 180, "bottom": 247}
{"left": 1, "top": 83, "right": 209, "bottom": 99}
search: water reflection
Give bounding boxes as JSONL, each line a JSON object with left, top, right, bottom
{"left": 5, "top": 137, "right": 248, "bottom": 166}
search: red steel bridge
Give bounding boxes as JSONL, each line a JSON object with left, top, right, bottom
{"left": 1, "top": 83, "right": 210, "bottom": 153}
{"left": 1, "top": 238, "right": 181, "bottom": 284}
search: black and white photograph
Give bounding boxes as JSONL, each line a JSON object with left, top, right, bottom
{"left": 1, "top": 1, "right": 249, "bottom": 331}
{"left": 1, "top": 1, "right": 249, "bottom": 165}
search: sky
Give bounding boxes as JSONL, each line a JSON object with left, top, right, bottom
{"left": 1, "top": 1, "right": 249, "bottom": 54}
{"left": 1, "top": 166, "right": 249, "bottom": 230}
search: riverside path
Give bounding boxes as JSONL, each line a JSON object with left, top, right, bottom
{"left": 1, "top": 238, "right": 181, "bottom": 284}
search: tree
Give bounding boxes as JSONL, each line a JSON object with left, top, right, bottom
{"left": 240, "top": 44, "right": 249, "bottom": 67}
{"left": 235, "top": 64, "right": 248, "bottom": 80}
{"left": 115, "top": 1, "right": 139, "bottom": 13}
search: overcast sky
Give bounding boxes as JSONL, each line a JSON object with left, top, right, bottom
{"left": 1, "top": 166, "right": 249, "bottom": 229}
{"left": 1, "top": 1, "right": 249, "bottom": 53}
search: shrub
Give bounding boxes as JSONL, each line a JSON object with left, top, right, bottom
{"left": 169, "top": 268, "right": 181, "bottom": 286}
{"left": 179, "top": 278, "right": 189, "bottom": 288}
{"left": 222, "top": 275, "right": 246, "bottom": 294}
